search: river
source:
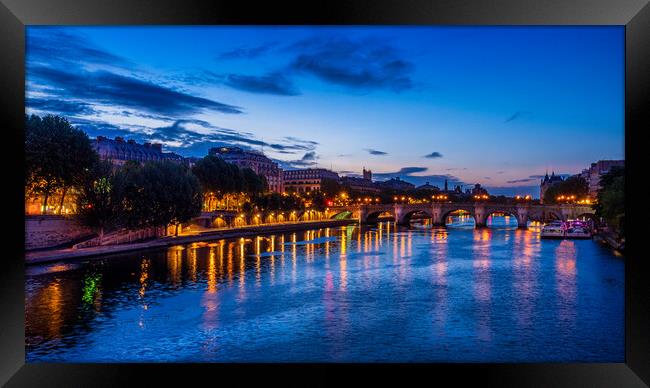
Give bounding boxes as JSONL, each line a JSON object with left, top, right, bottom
{"left": 25, "top": 215, "right": 624, "bottom": 362}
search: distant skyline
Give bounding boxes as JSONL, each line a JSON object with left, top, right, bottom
{"left": 25, "top": 26, "right": 624, "bottom": 197}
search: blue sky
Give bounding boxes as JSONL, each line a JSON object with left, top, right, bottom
{"left": 25, "top": 26, "right": 624, "bottom": 197}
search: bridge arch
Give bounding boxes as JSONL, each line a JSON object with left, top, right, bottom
{"left": 365, "top": 210, "right": 395, "bottom": 223}
{"left": 441, "top": 208, "right": 477, "bottom": 226}
{"left": 483, "top": 209, "right": 521, "bottom": 228}
{"left": 397, "top": 209, "right": 433, "bottom": 225}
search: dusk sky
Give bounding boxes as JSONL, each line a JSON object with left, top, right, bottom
{"left": 25, "top": 26, "right": 624, "bottom": 197}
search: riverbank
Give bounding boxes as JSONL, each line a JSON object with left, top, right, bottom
{"left": 25, "top": 219, "right": 357, "bottom": 265}
{"left": 593, "top": 229, "right": 625, "bottom": 254}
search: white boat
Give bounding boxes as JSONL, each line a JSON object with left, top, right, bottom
{"left": 541, "top": 221, "right": 565, "bottom": 239}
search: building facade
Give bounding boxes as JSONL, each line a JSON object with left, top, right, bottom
{"left": 209, "top": 146, "right": 284, "bottom": 193}
{"left": 340, "top": 176, "right": 381, "bottom": 194}
{"left": 93, "top": 136, "right": 184, "bottom": 166}
{"left": 376, "top": 177, "right": 415, "bottom": 191}
{"left": 362, "top": 168, "right": 372, "bottom": 181}
{"left": 283, "top": 168, "right": 339, "bottom": 193}
{"left": 540, "top": 171, "right": 564, "bottom": 204}
{"left": 579, "top": 160, "right": 624, "bottom": 199}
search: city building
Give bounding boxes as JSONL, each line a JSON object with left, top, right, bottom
{"left": 540, "top": 171, "right": 564, "bottom": 204}
{"left": 376, "top": 177, "right": 415, "bottom": 191}
{"left": 471, "top": 183, "right": 488, "bottom": 196}
{"left": 93, "top": 136, "right": 183, "bottom": 166}
{"left": 416, "top": 182, "right": 440, "bottom": 192}
{"left": 340, "top": 176, "right": 381, "bottom": 194}
{"left": 579, "top": 160, "right": 624, "bottom": 199}
{"left": 283, "top": 168, "right": 339, "bottom": 193}
{"left": 362, "top": 167, "right": 372, "bottom": 181}
{"left": 209, "top": 146, "right": 284, "bottom": 193}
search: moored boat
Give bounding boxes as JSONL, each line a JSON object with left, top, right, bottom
{"left": 565, "top": 220, "right": 592, "bottom": 239}
{"left": 541, "top": 221, "right": 565, "bottom": 239}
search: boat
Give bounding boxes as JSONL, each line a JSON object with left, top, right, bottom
{"left": 565, "top": 220, "right": 592, "bottom": 239}
{"left": 540, "top": 221, "right": 566, "bottom": 239}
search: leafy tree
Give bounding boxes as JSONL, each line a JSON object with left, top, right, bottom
{"left": 594, "top": 166, "right": 625, "bottom": 236}
{"left": 116, "top": 161, "right": 203, "bottom": 235}
{"left": 25, "top": 114, "right": 99, "bottom": 214}
{"left": 191, "top": 155, "right": 266, "bottom": 210}
{"left": 320, "top": 178, "right": 342, "bottom": 197}
{"left": 543, "top": 176, "right": 588, "bottom": 204}
{"left": 76, "top": 160, "right": 120, "bottom": 242}
{"left": 241, "top": 167, "right": 266, "bottom": 194}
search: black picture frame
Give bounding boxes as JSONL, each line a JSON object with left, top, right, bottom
{"left": 1, "top": 0, "right": 648, "bottom": 386}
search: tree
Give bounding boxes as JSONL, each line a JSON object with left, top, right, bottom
{"left": 191, "top": 155, "right": 266, "bottom": 210}
{"left": 594, "top": 166, "right": 625, "bottom": 236}
{"left": 120, "top": 161, "right": 203, "bottom": 236}
{"left": 76, "top": 160, "right": 120, "bottom": 242}
{"left": 320, "top": 178, "right": 341, "bottom": 197}
{"left": 543, "top": 176, "right": 588, "bottom": 204}
{"left": 25, "top": 114, "right": 99, "bottom": 214}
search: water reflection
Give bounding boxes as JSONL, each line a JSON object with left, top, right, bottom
{"left": 25, "top": 216, "right": 623, "bottom": 362}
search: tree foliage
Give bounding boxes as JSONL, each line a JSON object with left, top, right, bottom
{"left": 191, "top": 155, "right": 266, "bottom": 195}
{"left": 543, "top": 176, "right": 588, "bottom": 204}
{"left": 250, "top": 192, "right": 303, "bottom": 212}
{"left": 78, "top": 160, "right": 203, "bottom": 237}
{"left": 594, "top": 166, "right": 624, "bottom": 236}
{"left": 25, "top": 114, "right": 100, "bottom": 213}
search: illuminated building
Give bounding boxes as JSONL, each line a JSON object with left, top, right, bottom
{"left": 210, "top": 146, "right": 284, "bottom": 193}
{"left": 92, "top": 136, "right": 184, "bottom": 166}
{"left": 578, "top": 160, "right": 624, "bottom": 199}
{"left": 339, "top": 176, "right": 381, "bottom": 194}
{"left": 283, "top": 168, "right": 339, "bottom": 193}
{"left": 540, "top": 171, "right": 564, "bottom": 204}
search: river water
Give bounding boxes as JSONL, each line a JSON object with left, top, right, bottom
{"left": 25, "top": 215, "right": 624, "bottom": 362}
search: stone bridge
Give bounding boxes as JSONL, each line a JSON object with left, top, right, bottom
{"left": 328, "top": 203, "right": 595, "bottom": 229}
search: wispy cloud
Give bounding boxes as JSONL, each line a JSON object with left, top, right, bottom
{"left": 373, "top": 167, "right": 465, "bottom": 187}
{"left": 223, "top": 72, "right": 300, "bottom": 96}
{"left": 28, "top": 66, "right": 243, "bottom": 116}
{"left": 217, "top": 43, "right": 278, "bottom": 59}
{"left": 365, "top": 148, "right": 388, "bottom": 156}
{"left": 424, "top": 151, "right": 443, "bottom": 159}
{"left": 278, "top": 151, "right": 320, "bottom": 169}
{"left": 288, "top": 36, "right": 414, "bottom": 92}
{"left": 505, "top": 110, "right": 533, "bottom": 123}
{"left": 27, "top": 28, "right": 132, "bottom": 69}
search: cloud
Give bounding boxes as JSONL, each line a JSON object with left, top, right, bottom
{"left": 505, "top": 110, "right": 533, "bottom": 123}
{"left": 278, "top": 151, "right": 320, "bottom": 169}
{"left": 223, "top": 72, "right": 300, "bottom": 96}
{"left": 365, "top": 148, "right": 388, "bottom": 155}
{"left": 288, "top": 36, "right": 414, "bottom": 92}
{"left": 506, "top": 174, "right": 568, "bottom": 184}
{"left": 506, "top": 178, "right": 537, "bottom": 184}
{"left": 217, "top": 43, "right": 278, "bottom": 59}
{"left": 28, "top": 66, "right": 243, "bottom": 116}
{"left": 26, "top": 97, "right": 96, "bottom": 116}
{"left": 446, "top": 167, "right": 468, "bottom": 171}
{"left": 424, "top": 151, "right": 443, "bottom": 159}
{"left": 27, "top": 28, "right": 132, "bottom": 69}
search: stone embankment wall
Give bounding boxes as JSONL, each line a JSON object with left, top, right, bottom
{"left": 25, "top": 216, "right": 94, "bottom": 250}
